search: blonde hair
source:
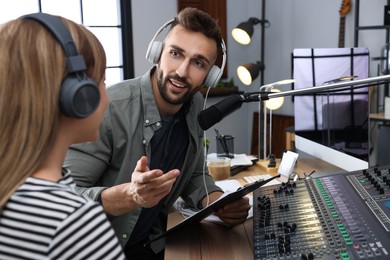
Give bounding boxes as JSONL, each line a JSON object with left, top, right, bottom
{"left": 0, "top": 15, "right": 106, "bottom": 208}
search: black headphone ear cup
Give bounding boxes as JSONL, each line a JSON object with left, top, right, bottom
{"left": 60, "top": 75, "right": 100, "bottom": 118}
{"left": 204, "top": 65, "right": 222, "bottom": 88}
{"left": 146, "top": 41, "right": 163, "bottom": 64}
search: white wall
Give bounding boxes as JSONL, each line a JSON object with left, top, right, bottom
{"left": 131, "top": 0, "right": 386, "bottom": 155}
{"left": 131, "top": 0, "right": 178, "bottom": 77}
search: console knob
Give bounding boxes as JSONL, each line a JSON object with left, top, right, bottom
{"left": 291, "top": 224, "right": 297, "bottom": 232}
{"left": 259, "top": 223, "right": 265, "bottom": 228}
{"left": 292, "top": 223, "right": 297, "bottom": 229}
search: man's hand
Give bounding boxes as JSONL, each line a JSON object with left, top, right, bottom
{"left": 100, "top": 156, "right": 180, "bottom": 216}
{"left": 202, "top": 191, "right": 251, "bottom": 226}
{"left": 128, "top": 156, "right": 180, "bottom": 208}
{"left": 214, "top": 196, "right": 250, "bottom": 225}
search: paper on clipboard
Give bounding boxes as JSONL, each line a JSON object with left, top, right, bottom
{"left": 174, "top": 179, "right": 253, "bottom": 225}
{"left": 145, "top": 174, "right": 280, "bottom": 246}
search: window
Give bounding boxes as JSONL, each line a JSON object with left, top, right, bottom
{"left": 0, "top": 0, "right": 133, "bottom": 86}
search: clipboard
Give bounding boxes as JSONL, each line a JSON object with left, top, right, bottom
{"left": 145, "top": 174, "right": 280, "bottom": 246}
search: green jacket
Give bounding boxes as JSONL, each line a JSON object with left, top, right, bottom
{"left": 64, "top": 68, "right": 222, "bottom": 250}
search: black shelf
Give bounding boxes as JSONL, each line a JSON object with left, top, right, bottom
{"left": 356, "top": 25, "right": 390, "bottom": 30}
{"left": 354, "top": 0, "right": 390, "bottom": 47}
{"left": 354, "top": 0, "right": 390, "bottom": 96}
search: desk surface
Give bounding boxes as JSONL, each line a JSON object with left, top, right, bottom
{"left": 164, "top": 155, "right": 343, "bottom": 260}
{"left": 370, "top": 112, "right": 390, "bottom": 122}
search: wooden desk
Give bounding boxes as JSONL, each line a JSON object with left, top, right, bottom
{"left": 370, "top": 112, "right": 390, "bottom": 123}
{"left": 164, "top": 155, "right": 343, "bottom": 259}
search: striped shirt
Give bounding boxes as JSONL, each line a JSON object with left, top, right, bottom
{"left": 0, "top": 169, "right": 125, "bottom": 260}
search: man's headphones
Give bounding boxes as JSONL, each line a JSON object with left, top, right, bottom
{"left": 23, "top": 13, "right": 100, "bottom": 119}
{"left": 145, "top": 19, "right": 226, "bottom": 88}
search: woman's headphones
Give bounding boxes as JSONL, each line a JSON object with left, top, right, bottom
{"left": 23, "top": 13, "right": 100, "bottom": 119}
{"left": 145, "top": 19, "right": 226, "bottom": 88}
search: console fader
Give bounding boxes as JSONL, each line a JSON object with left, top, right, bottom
{"left": 253, "top": 167, "right": 390, "bottom": 259}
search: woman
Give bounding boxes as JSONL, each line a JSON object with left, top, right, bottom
{"left": 0, "top": 14, "right": 125, "bottom": 259}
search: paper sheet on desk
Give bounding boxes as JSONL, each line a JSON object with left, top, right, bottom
{"left": 245, "top": 174, "right": 282, "bottom": 186}
{"left": 174, "top": 179, "right": 253, "bottom": 225}
{"left": 207, "top": 153, "right": 255, "bottom": 167}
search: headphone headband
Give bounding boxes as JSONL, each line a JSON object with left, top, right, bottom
{"left": 216, "top": 38, "right": 227, "bottom": 85}
{"left": 145, "top": 19, "right": 175, "bottom": 62}
{"left": 23, "top": 13, "right": 87, "bottom": 73}
{"left": 23, "top": 12, "right": 100, "bottom": 118}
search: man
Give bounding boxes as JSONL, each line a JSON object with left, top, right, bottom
{"left": 65, "top": 7, "right": 250, "bottom": 259}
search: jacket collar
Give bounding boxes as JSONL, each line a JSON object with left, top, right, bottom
{"left": 140, "top": 67, "right": 161, "bottom": 127}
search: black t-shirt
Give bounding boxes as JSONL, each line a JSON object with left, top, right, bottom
{"left": 126, "top": 108, "right": 189, "bottom": 246}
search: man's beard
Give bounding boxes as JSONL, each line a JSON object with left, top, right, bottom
{"left": 157, "top": 69, "right": 200, "bottom": 105}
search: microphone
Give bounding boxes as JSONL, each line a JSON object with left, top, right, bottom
{"left": 197, "top": 93, "right": 267, "bottom": 130}
{"left": 198, "top": 94, "right": 244, "bottom": 130}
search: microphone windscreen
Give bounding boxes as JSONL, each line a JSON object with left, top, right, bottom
{"left": 197, "top": 94, "right": 244, "bottom": 130}
{"left": 198, "top": 106, "right": 223, "bottom": 130}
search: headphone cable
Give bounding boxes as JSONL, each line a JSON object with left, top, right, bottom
{"left": 202, "top": 87, "right": 212, "bottom": 207}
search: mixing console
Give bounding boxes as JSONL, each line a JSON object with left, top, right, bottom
{"left": 253, "top": 167, "right": 390, "bottom": 259}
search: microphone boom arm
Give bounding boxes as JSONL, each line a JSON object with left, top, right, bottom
{"left": 197, "top": 74, "right": 390, "bottom": 131}
{"left": 258, "top": 74, "right": 390, "bottom": 101}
